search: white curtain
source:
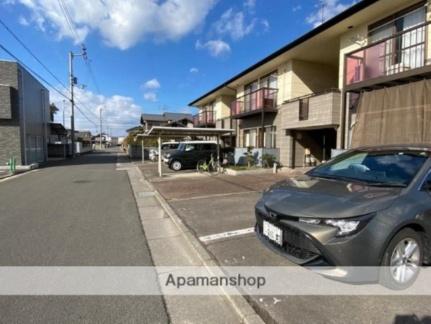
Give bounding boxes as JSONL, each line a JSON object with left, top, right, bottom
{"left": 401, "top": 7, "right": 426, "bottom": 69}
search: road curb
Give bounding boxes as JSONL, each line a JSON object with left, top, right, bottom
{"left": 135, "top": 164, "right": 265, "bottom": 324}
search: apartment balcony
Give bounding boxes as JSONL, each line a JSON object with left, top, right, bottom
{"left": 193, "top": 110, "right": 215, "bottom": 127}
{"left": 345, "top": 22, "right": 431, "bottom": 91}
{"left": 231, "top": 87, "right": 278, "bottom": 118}
{"left": 281, "top": 89, "right": 341, "bottom": 130}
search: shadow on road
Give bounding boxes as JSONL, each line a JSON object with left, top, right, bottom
{"left": 41, "top": 148, "right": 124, "bottom": 168}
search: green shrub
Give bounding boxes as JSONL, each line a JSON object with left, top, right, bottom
{"left": 261, "top": 154, "right": 276, "bottom": 168}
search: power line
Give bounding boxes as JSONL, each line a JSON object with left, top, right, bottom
{"left": 0, "top": 17, "right": 69, "bottom": 92}
{"left": 57, "top": 0, "right": 80, "bottom": 42}
{"left": 0, "top": 43, "right": 69, "bottom": 100}
{"left": 75, "top": 105, "right": 98, "bottom": 127}
{"left": 0, "top": 43, "right": 99, "bottom": 127}
{"left": 56, "top": 1, "right": 104, "bottom": 126}
{"left": 0, "top": 18, "right": 100, "bottom": 125}
{"left": 57, "top": 0, "right": 102, "bottom": 95}
{"left": 83, "top": 55, "right": 101, "bottom": 94}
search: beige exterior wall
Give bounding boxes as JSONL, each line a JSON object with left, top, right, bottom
{"left": 427, "top": 0, "right": 431, "bottom": 63}
{"left": 338, "top": 24, "right": 368, "bottom": 89}
{"left": 281, "top": 92, "right": 341, "bottom": 130}
{"left": 197, "top": 95, "right": 233, "bottom": 121}
{"left": 234, "top": 59, "right": 337, "bottom": 103}
{"left": 289, "top": 60, "right": 338, "bottom": 99}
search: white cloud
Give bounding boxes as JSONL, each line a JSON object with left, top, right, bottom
{"left": 51, "top": 87, "right": 142, "bottom": 135}
{"left": 306, "top": 0, "right": 352, "bottom": 27}
{"left": 10, "top": 0, "right": 216, "bottom": 49}
{"left": 211, "top": 2, "right": 268, "bottom": 42}
{"left": 189, "top": 67, "right": 199, "bottom": 73}
{"left": 292, "top": 5, "right": 302, "bottom": 12}
{"left": 196, "top": 39, "right": 231, "bottom": 57}
{"left": 260, "top": 19, "right": 269, "bottom": 32}
{"left": 142, "top": 78, "right": 161, "bottom": 90}
{"left": 18, "top": 15, "right": 29, "bottom": 26}
{"left": 214, "top": 9, "right": 256, "bottom": 41}
{"left": 143, "top": 92, "right": 157, "bottom": 102}
{"left": 243, "top": 0, "right": 255, "bottom": 10}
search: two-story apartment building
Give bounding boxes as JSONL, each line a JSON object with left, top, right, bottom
{"left": 190, "top": 0, "right": 431, "bottom": 168}
{"left": 0, "top": 60, "right": 49, "bottom": 166}
{"left": 190, "top": 92, "right": 238, "bottom": 147}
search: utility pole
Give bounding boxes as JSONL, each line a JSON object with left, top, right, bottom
{"left": 69, "top": 51, "right": 75, "bottom": 157}
{"left": 62, "top": 99, "right": 66, "bottom": 126}
{"left": 99, "top": 108, "right": 103, "bottom": 149}
{"left": 68, "top": 45, "right": 87, "bottom": 157}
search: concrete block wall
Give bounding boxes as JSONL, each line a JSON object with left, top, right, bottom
{"left": 0, "top": 86, "right": 12, "bottom": 119}
{"left": 0, "top": 126, "right": 21, "bottom": 165}
{"left": 0, "top": 61, "right": 22, "bottom": 165}
{"left": 281, "top": 91, "right": 341, "bottom": 130}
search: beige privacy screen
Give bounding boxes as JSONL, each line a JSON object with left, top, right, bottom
{"left": 351, "top": 79, "right": 431, "bottom": 147}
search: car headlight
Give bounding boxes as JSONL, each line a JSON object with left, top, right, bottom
{"left": 324, "top": 219, "right": 360, "bottom": 236}
{"left": 299, "top": 214, "right": 374, "bottom": 237}
{"left": 165, "top": 153, "right": 171, "bottom": 158}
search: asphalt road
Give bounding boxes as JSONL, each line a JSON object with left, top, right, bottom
{"left": 0, "top": 150, "right": 168, "bottom": 323}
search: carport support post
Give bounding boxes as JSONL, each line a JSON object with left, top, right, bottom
{"left": 158, "top": 135, "right": 162, "bottom": 177}
{"left": 216, "top": 134, "right": 220, "bottom": 173}
{"left": 141, "top": 138, "right": 144, "bottom": 164}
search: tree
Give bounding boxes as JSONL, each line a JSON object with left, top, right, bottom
{"left": 49, "top": 103, "right": 59, "bottom": 122}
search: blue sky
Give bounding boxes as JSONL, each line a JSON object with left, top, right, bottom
{"left": 0, "top": 0, "right": 355, "bottom": 135}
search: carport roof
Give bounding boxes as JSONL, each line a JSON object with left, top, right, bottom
{"left": 140, "top": 126, "right": 234, "bottom": 137}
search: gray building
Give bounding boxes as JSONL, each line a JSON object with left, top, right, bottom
{"left": 0, "top": 60, "right": 49, "bottom": 166}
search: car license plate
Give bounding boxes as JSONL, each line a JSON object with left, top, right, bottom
{"left": 263, "top": 221, "right": 283, "bottom": 246}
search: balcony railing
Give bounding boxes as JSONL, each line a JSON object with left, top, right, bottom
{"left": 345, "top": 22, "right": 429, "bottom": 87}
{"left": 193, "top": 109, "right": 215, "bottom": 127}
{"left": 282, "top": 89, "right": 341, "bottom": 129}
{"left": 231, "top": 87, "right": 278, "bottom": 118}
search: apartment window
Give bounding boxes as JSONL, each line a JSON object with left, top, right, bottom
{"left": 244, "top": 129, "right": 257, "bottom": 147}
{"left": 244, "top": 81, "right": 259, "bottom": 112}
{"left": 259, "top": 72, "right": 278, "bottom": 89}
{"left": 299, "top": 98, "right": 309, "bottom": 121}
{"left": 264, "top": 126, "right": 276, "bottom": 148}
{"left": 368, "top": 5, "right": 426, "bottom": 71}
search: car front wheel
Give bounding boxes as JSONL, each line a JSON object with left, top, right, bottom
{"left": 380, "top": 228, "right": 423, "bottom": 290}
{"left": 170, "top": 160, "right": 182, "bottom": 171}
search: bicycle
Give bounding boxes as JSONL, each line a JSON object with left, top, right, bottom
{"left": 197, "top": 154, "right": 220, "bottom": 173}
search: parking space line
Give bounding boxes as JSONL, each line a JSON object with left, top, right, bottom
{"left": 199, "top": 227, "right": 254, "bottom": 243}
{"left": 169, "top": 191, "right": 257, "bottom": 202}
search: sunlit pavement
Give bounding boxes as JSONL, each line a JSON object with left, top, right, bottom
{"left": 149, "top": 168, "right": 431, "bottom": 324}
{"left": 0, "top": 149, "right": 168, "bottom": 323}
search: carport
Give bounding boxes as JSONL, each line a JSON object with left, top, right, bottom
{"left": 137, "top": 126, "right": 234, "bottom": 177}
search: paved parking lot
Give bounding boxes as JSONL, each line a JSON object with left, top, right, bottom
{"left": 147, "top": 167, "right": 431, "bottom": 324}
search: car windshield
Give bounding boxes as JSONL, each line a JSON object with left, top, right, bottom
{"left": 177, "top": 143, "right": 195, "bottom": 151}
{"left": 309, "top": 150, "right": 429, "bottom": 187}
